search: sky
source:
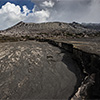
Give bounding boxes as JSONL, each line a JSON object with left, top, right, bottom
{"left": 0, "top": 0, "right": 100, "bottom": 30}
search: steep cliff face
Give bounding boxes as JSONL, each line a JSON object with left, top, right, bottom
{"left": 0, "top": 41, "right": 82, "bottom": 100}
{"left": 45, "top": 39, "right": 100, "bottom": 99}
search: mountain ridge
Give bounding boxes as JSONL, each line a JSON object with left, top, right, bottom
{"left": 0, "top": 21, "right": 99, "bottom": 39}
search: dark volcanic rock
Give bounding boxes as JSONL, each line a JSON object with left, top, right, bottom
{"left": 0, "top": 41, "right": 82, "bottom": 100}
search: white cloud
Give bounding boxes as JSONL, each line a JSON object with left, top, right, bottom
{"left": 41, "top": 0, "right": 55, "bottom": 7}
{"left": 32, "top": 0, "right": 100, "bottom": 23}
{"left": 23, "top": 5, "right": 30, "bottom": 15}
{"left": 0, "top": 2, "right": 23, "bottom": 30}
{"left": 0, "top": 2, "right": 50, "bottom": 30}
{"left": 0, "top": 2, "right": 21, "bottom": 15}
{"left": 78, "top": 0, "right": 100, "bottom": 23}
{"left": 25, "top": 9, "right": 50, "bottom": 22}
{"left": 34, "top": 10, "right": 50, "bottom": 22}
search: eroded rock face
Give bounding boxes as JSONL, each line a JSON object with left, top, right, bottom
{"left": 47, "top": 39, "right": 100, "bottom": 99}
{"left": 0, "top": 41, "right": 82, "bottom": 100}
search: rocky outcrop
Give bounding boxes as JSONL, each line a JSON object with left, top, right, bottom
{"left": 72, "top": 49, "right": 100, "bottom": 99}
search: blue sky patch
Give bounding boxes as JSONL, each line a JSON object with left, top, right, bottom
{"left": 0, "top": 0, "right": 34, "bottom": 11}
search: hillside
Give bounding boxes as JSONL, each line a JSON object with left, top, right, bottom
{"left": 0, "top": 22, "right": 99, "bottom": 39}
{"left": 0, "top": 22, "right": 100, "bottom": 100}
